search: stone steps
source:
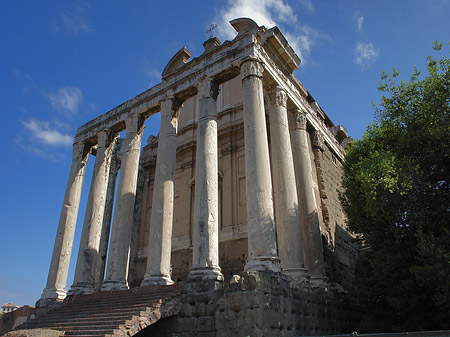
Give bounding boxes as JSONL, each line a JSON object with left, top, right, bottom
{"left": 14, "top": 284, "right": 182, "bottom": 337}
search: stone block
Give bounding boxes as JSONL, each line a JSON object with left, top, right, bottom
{"left": 236, "top": 308, "right": 259, "bottom": 329}
{"left": 172, "top": 317, "right": 198, "bottom": 333}
{"left": 193, "top": 302, "right": 208, "bottom": 316}
{"left": 197, "top": 316, "right": 215, "bottom": 332}
{"left": 215, "top": 309, "right": 237, "bottom": 329}
{"left": 179, "top": 303, "right": 194, "bottom": 317}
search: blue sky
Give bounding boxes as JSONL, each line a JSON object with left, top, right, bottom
{"left": 1, "top": 0, "right": 449, "bottom": 307}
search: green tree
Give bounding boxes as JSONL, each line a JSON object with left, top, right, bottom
{"left": 341, "top": 42, "right": 450, "bottom": 332}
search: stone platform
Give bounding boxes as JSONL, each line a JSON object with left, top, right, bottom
{"left": 143, "top": 271, "right": 361, "bottom": 337}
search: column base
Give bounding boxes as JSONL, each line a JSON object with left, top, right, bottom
{"left": 188, "top": 265, "right": 224, "bottom": 282}
{"left": 141, "top": 273, "right": 174, "bottom": 286}
{"left": 36, "top": 287, "right": 66, "bottom": 307}
{"left": 310, "top": 275, "right": 328, "bottom": 291}
{"left": 100, "top": 280, "right": 129, "bottom": 291}
{"left": 68, "top": 283, "right": 95, "bottom": 296}
{"left": 244, "top": 255, "right": 281, "bottom": 273}
{"left": 283, "top": 268, "right": 311, "bottom": 289}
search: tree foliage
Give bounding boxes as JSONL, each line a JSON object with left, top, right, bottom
{"left": 341, "top": 42, "right": 450, "bottom": 331}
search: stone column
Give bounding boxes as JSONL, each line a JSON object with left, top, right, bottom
{"left": 102, "top": 114, "right": 144, "bottom": 291}
{"left": 37, "top": 142, "right": 90, "bottom": 306}
{"left": 188, "top": 78, "right": 224, "bottom": 282}
{"left": 240, "top": 57, "right": 280, "bottom": 273}
{"left": 94, "top": 152, "right": 120, "bottom": 291}
{"left": 290, "top": 110, "right": 327, "bottom": 287}
{"left": 141, "top": 96, "right": 181, "bottom": 286}
{"left": 267, "top": 87, "right": 308, "bottom": 283}
{"left": 69, "top": 130, "right": 117, "bottom": 295}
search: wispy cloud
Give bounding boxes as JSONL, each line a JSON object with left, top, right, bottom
{"left": 16, "top": 119, "right": 73, "bottom": 162}
{"left": 300, "top": 0, "right": 315, "bottom": 14}
{"left": 48, "top": 86, "right": 83, "bottom": 115}
{"left": 50, "top": 1, "right": 91, "bottom": 34}
{"left": 22, "top": 119, "right": 73, "bottom": 147}
{"left": 15, "top": 139, "right": 62, "bottom": 162}
{"left": 141, "top": 60, "right": 162, "bottom": 89}
{"left": 61, "top": 13, "right": 89, "bottom": 33}
{"left": 215, "top": 0, "right": 322, "bottom": 64}
{"left": 354, "top": 42, "right": 379, "bottom": 68}
{"left": 354, "top": 11, "right": 364, "bottom": 31}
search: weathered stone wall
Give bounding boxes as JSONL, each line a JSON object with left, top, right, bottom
{"left": 311, "top": 134, "right": 358, "bottom": 291}
{"left": 140, "top": 271, "right": 361, "bottom": 337}
{"left": 0, "top": 306, "right": 35, "bottom": 335}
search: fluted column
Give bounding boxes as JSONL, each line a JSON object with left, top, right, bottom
{"left": 69, "top": 130, "right": 117, "bottom": 295}
{"left": 240, "top": 57, "right": 280, "bottom": 273}
{"left": 102, "top": 114, "right": 144, "bottom": 291}
{"left": 267, "top": 87, "right": 308, "bottom": 283}
{"left": 37, "top": 142, "right": 90, "bottom": 306}
{"left": 290, "top": 110, "right": 327, "bottom": 287}
{"left": 141, "top": 96, "right": 181, "bottom": 286}
{"left": 188, "top": 78, "right": 224, "bottom": 282}
{"left": 94, "top": 147, "right": 120, "bottom": 291}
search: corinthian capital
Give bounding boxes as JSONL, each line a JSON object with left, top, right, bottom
{"left": 268, "top": 86, "right": 287, "bottom": 108}
{"left": 312, "top": 130, "right": 325, "bottom": 151}
{"left": 73, "top": 142, "right": 91, "bottom": 164}
{"left": 197, "top": 78, "right": 220, "bottom": 100}
{"left": 240, "top": 58, "right": 264, "bottom": 80}
{"left": 294, "top": 110, "right": 307, "bottom": 130}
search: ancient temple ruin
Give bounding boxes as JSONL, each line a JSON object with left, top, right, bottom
{"left": 28, "top": 18, "right": 359, "bottom": 336}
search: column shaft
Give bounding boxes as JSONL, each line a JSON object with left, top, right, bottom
{"left": 94, "top": 154, "right": 120, "bottom": 290}
{"left": 267, "top": 87, "right": 308, "bottom": 282}
{"left": 38, "top": 142, "right": 90, "bottom": 305}
{"left": 290, "top": 111, "right": 327, "bottom": 286}
{"left": 141, "top": 97, "right": 180, "bottom": 285}
{"left": 70, "top": 131, "right": 116, "bottom": 294}
{"left": 102, "top": 114, "right": 143, "bottom": 291}
{"left": 240, "top": 58, "right": 280, "bottom": 272}
{"left": 188, "top": 78, "right": 223, "bottom": 281}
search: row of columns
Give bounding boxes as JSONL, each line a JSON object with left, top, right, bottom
{"left": 39, "top": 56, "right": 327, "bottom": 305}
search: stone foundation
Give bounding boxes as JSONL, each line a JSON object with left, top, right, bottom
{"left": 141, "top": 271, "right": 361, "bottom": 336}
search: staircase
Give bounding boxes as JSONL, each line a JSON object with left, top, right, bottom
{"left": 14, "top": 284, "right": 182, "bottom": 337}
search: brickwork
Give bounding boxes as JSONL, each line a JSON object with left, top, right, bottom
{"left": 311, "top": 130, "right": 359, "bottom": 290}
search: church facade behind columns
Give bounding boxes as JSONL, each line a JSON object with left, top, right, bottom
{"left": 37, "top": 17, "right": 359, "bottom": 335}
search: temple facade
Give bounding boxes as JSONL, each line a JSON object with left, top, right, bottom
{"left": 36, "top": 19, "right": 358, "bottom": 334}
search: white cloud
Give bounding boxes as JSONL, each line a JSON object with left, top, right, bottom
{"left": 353, "top": 11, "right": 364, "bottom": 31}
{"left": 356, "top": 16, "right": 364, "bottom": 31}
{"left": 215, "top": 0, "right": 294, "bottom": 40}
{"left": 354, "top": 42, "right": 379, "bottom": 68}
{"left": 22, "top": 119, "right": 73, "bottom": 147}
{"left": 215, "top": 0, "right": 320, "bottom": 63}
{"left": 50, "top": 1, "right": 90, "bottom": 34}
{"left": 300, "top": 0, "right": 315, "bottom": 14}
{"left": 48, "top": 86, "right": 83, "bottom": 115}
{"left": 141, "top": 60, "right": 162, "bottom": 88}
{"left": 61, "top": 13, "right": 89, "bottom": 33}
